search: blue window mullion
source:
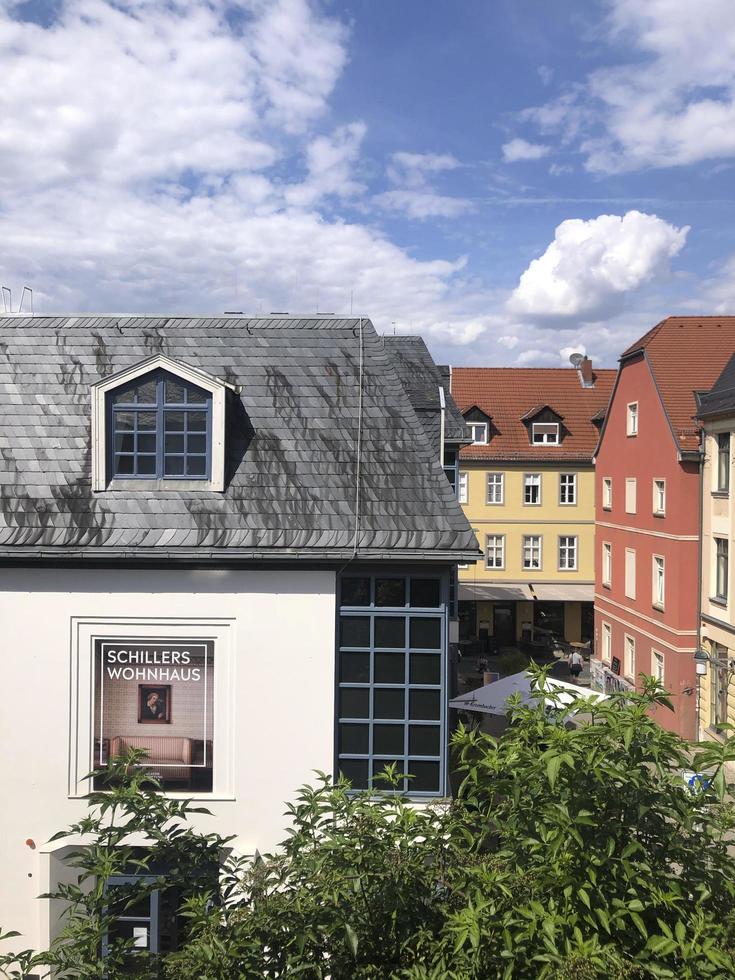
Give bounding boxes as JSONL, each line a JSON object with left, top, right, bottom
{"left": 156, "top": 375, "right": 165, "bottom": 478}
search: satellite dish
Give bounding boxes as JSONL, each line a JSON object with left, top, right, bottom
{"left": 569, "top": 352, "right": 585, "bottom": 368}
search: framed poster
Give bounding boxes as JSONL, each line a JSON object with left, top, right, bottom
{"left": 138, "top": 685, "right": 171, "bottom": 723}
{"left": 611, "top": 656, "right": 621, "bottom": 676}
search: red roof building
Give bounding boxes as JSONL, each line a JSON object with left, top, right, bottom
{"left": 593, "top": 316, "right": 735, "bottom": 738}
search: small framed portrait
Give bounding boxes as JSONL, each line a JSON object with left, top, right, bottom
{"left": 138, "top": 685, "right": 171, "bottom": 724}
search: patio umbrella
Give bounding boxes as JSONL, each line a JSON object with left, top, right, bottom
{"left": 448, "top": 670, "right": 607, "bottom": 717}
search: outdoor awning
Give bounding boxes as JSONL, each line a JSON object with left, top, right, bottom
{"left": 530, "top": 583, "right": 594, "bottom": 602}
{"left": 458, "top": 583, "right": 534, "bottom": 602}
{"left": 448, "top": 670, "right": 607, "bottom": 717}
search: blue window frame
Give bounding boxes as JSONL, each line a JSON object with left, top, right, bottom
{"left": 108, "top": 370, "right": 211, "bottom": 479}
{"left": 336, "top": 572, "right": 447, "bottom": 796}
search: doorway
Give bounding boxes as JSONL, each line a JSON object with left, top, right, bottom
{"left": 493, "top": 604, "right": 516, "bottom": 646}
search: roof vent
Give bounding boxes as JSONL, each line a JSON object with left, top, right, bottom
{"left": 1, "top": 285, "right": 33, "bottom": 315}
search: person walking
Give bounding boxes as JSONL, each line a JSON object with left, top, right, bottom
{"left": 568, "top": 649, "right": 584, "bottom": 683}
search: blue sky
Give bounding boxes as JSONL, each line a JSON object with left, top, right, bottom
{"left": 1, "top": 0, "right": 734, "bottom": 367}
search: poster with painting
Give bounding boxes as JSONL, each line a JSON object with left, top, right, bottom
{"left": 93, "top": 638, "right": 214, "bottom": 791}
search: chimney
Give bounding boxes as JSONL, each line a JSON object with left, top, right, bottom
{"left": 579, "top": 356, "right": 594, "bottom": 388}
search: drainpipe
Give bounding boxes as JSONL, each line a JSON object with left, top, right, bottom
{"left": 439, "top": 386, "right": 446, "bottom": 465}
{"left": 696, "top": 439, "right": 705, "bottom": 740}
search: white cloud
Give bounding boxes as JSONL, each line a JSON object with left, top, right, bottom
{"left": 284, "top": 122, "right": 366, "bottom": 207}
{"left": 375, "top": 151, "right": 470, "bottom": 220}
{"left": 521, "top": 0, "right": 735, "bottom": 173}
{"left": 501, "top": 138, "right": 551, "bottom": 162}
{"left": 508, "top": 210, "right": 689, "bottom": 320}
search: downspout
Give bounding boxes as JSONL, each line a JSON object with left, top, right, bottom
{"left": 696, "top": 438, "right": 705, "bottom": 740}
{"left": 439, "top": 385, "right": 446, "bottom": 465}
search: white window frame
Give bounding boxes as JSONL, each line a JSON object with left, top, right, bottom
{"left": 558, "top": 535, "right": 578, "bottom": 571}
{"left": 602, "top": 621, "right": 612, "bottom": 664}
{"left": 625, "top": 547, "right": 636, "bottom": 599}
{"left": 559, "top": 472, "right": 577, "bottom": 505}
{"left": 523, "top": 473, "right": 542, "bottom": 506}
{"left": 715, "top": 537, "right": 729, "bottom": 604}
{"left": 458, "top": 471, "right": 468, "bottom": 504}
{"left": 602, "top": 541, "right": 612, "bottom": 587}
{"left": 717, "top": 432, "right": 731, "bottom": 493}
{"left": 485, "top": 534, "right": 505, "bottom": 570}
{"left": 531, "top": 422, "right": 559, "bottom": 445}
{"left": 652, "top": 649, "right": 665, "bottom": 685}
{"left": 652, "top": 555, "right": 665, "bottom": 610}
{"left": 627, "top": 402, "right": 638, "bottom": 436}
{"left": 522, "top": 535, "right": 542, "bottom": 570}
{"left": 468, "top": 422, "right": 488, "bottom": 445}
{"left": 486, "top": 472, "right": 504, "bottom": 505}
{"left": 625, "top": 478, "right": 637, "bottom": 515}
{"left": 652, "top": 478, "right": 666, "bottom": 516}
{"left": 624, "top": 634, "right": 636, "bottom": 680}
{"left": 90, "top": 354, "right": 231, "bottom": 493}
{"left": 602, "top": 477, "right": 612, "bottom": 511}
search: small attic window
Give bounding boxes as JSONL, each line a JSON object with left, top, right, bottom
{"left": 532, "top": 422, "right": 559, "bottom": 445}
{"left": 468, "top": 421, "right": 488, "bottom": 445}
{"left": 110, "top": 370, "right": 211, "bottom": 479}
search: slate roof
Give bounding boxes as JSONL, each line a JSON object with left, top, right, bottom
{"left": 452, "top": 367, "right": 616, "bottom": 462}
{"left": 620, "top": 316, "right": 735, "bottom": 449}
{"left": 382, "top": 336, "right": 470, "bottom": 455}
{"left": 0, "top": 315, "right": 479, "bottom": 562}
{"left": 696, "top": 352, "right": 735, "bottom": 419}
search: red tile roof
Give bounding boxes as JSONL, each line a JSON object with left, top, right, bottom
{"left": 452, "top": 367, "right": 616, "bottom": 461}
{"left": 622, "top": 317, "right": 735, "bottom": 451}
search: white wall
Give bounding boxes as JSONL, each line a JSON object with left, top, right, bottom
{"left": 0, "top": 566, "right": 336, "bottom": 952}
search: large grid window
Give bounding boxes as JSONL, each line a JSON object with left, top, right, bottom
{"left": 486, "top": 472, "right": 504, "bottom": 504}
{"left": 486, "top": 534, "right": 505, "bottom": 569}
{"left": 524, "top": 473, "right": 541, "bottom": 505}
{"left": 523, "top": 535, "right": 542, "bottom": 570}
{"left": 337, "top": 574, "right": 446, "bottom": 796}
{"left": 109, "top": 370, "right": 211, "bottom": 479}
{"left": 558, "top": 536, "right": 577, "bottom": 570}
{"left": 559, "top": 473, "right": 577, "bottom": 505}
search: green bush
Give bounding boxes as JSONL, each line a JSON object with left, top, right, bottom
{"left": 5, "top": 670, "right": 735, "bottom": 979}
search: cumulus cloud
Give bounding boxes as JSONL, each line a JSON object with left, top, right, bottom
{"left": 508, "top": 210, "right": 689, "bottom": 320}
{"left": 375, "top": 151, "right": 470, "bottom": 219}
{"left": 284, "top": 122, "right": 366, "bottom": 207}
{"left": 501, "top": 138, "right": 551, "bottom": 162}
{"left": 520, "top": 0, "right": 735, "bottom": 173}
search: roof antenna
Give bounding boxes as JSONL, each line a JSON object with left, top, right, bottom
{"left": 350, "top": 289, "right": 353, "bottom": 315}
{"left": 1, "top": 287, "right": 10, "bottom": 313}
{"left": 19, "top": 287, "right": 33, "bottom": 314}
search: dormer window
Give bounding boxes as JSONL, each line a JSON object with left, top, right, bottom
{"left": 91, "top": 354, "right": 230, "bottom": 492}
{"left": 532, "top": 422, "right": 559, "bottom": 445}
{"left": 468, "top": 421, "right": 488, "bottom": 445}
{"left": 110, "top": 370, "right": 211, "bottom": 479}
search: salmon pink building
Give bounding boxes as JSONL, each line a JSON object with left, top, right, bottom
{"left": 592, "top": 317, "right": 735, "bottom": 739}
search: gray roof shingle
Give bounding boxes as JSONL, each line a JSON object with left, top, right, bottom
{"left": 0, "top": 315, "right": 479, "bottom": 562}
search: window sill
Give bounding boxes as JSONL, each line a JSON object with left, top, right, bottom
{"left": 602, "top": 580, "right": 611, "bottom": 589}
{"left": 652, "top": 603, "right": 665, "bottom": 612}
{"left": 602, "top": 506, "right": 612, "bottom": 512}
{"left": 557, "top": 568, "right": 578, "bottom": 573}
{"left": 653, "top": 511, "right": 665, "bottom": 518}
{"left": 704, "top": 726, "right": 727, "bottom": 744}
{"left": 711, "top": 491, "right": 730, "bottom": 499}
{"left": 102, "top": 478, "right": 222, "bottom": 492}
{"left": 710, "top": 596, "right": 728, "bottom": 608}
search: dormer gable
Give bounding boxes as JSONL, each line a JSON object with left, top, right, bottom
{"left": 462, "top": 405, "right": 492, "bottom": 445}
{"left": 520, "top": 404, "right": 565, "bottom": 445}
{"left": 91, "top": 355, "right": 234, "bottom": 492}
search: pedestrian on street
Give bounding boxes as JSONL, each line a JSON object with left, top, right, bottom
{"left": 568, "top": 649, "right": 584, "bottom": 682}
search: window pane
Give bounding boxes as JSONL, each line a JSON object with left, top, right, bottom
{"left": 375, "top": 578, "right": 406, "bottom": 607}
{"left": 137, "top": 434, "right": 156, "bottom": 454}
{"left": 138, "top": 411, "right": 156, "bottom": 430}
{"left": 115, "top": 455, "right": 134, "bottom": 475}
{"left": 373, "top": 724, "right": 405, "bottom": 755}
{"left": 409, "top": 725, "right": 440, "bottom": 757}
{"left": 410, "top": 653, "right": 441, "bottom": 685}
{"left": 375, "top": 652, "right": 405, "bottom": 684}
{"left": 341, "top": 577, "right": 371, "bottom": 606}
{"left": 138, "top": 455, "right": 156, "bottom": 475}
{"left": 407, "top": 760, "right": 440, "bottom": 793}
{"left": 374, "top": 688, "right": 405, "bottom": 719}
{"left": 340, "top": 652, "right": 370, "bottom": 683}
{"left": 375, "top": 617, "right": 405, "bottom": 648}
{"left": 188, "top": 412, "right": 207, "bottom": 432}
{"left": 340, "top": 688, "right": 369, "bottom": 718}
{"left": 136, "top": 379, "right": 157, "bottom": 403}
{"left": 187, "top": 456, "right": 206, "bottom": 476}
{"left": 165, "top": 455, "right": 185, "bottom": 475}
{"left": 339, "top": 758, "right": 369, "bottom": 789}
{"left": 410, "top": 579, "right": 441, "bottom": 607}
{"left": 409, "top": 618, "right": 441, "bottom": 649}
{"left": 114, "top": 433, "right": 135, "bottom": 453}
{"left": 115, "top": 412, "right": 134, "bottom": 431}
{"left": 165, "top": 434, "right": 184, "bottom": 453}
{"left": 188, "top": 388, "right": 207, "bottom": 404}
{"left": 409, "top": 689, "right": 441, "bottom": 720}
{"left": 114, "top": 389, "right": 135, "bottom": 404}
{"left": 188, "top": 434, "right": 206, "bottom": 454}
{"left": 165, "top": 379, "right": 186, "bottom": 403}
{"left": 165, "top": 411, "right": 185, "bottom": 432}
{"left": 340, "top": 617, "right": 370, "bottom": 648}
{"left": 339, "top": 724, "right": 369, "bottom": 754}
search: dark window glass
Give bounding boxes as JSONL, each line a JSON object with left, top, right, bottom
{"left": 409, "top": 725, "right": 441, "bottom": 757}
{"left": 165, "top": 411, "right": 185, "bottom": 432}
{"left": 410, "top": 579, "right": 441, "bottom": 608}
{"left": 375, "top": 652, "right": 405, "bottom": 684}
{"left": 375, "top": 617, "right": 405, "bottom": 648}
{"left": 340, "top": 617, "right": 370, "bottom": 648}
{"left": 407, "top": 760, "right": 440, "bottom": 793}
{"left": 374, "top": 688, "right": 405, "bottom": 719}
{"left": 188, "top": 434, "right": 206, "bottom": 454}
{"left": 138, "top": 411, "right": 156, "bottom": 430}
{"left": 165, "top": 434, "right": 184, "bottom": 453}
{"left": 188, "top": 412, "right": 207, "bottom": 431}
{"left": 138, "top": 434, "right": 156, "bottom": 454}
{"left": 410, "top": 618, "right": 441, "bottom": 649}
{"left": 165, "top": 456, "right": 185, "bottom": 475}
{"left": 340, "top": 577, "right": 371, "bottom": 606}
{"left": 115, "top": 433, "right": 135, "bottom": 453}
{"left": 115, "top": 412, "right": 134, "bottom": 431}
{"left": 339, "top": 759, "right": 369, "bottom": 789}
{"left": 340, "top": 688, "right": 369, "bottom": 719}
{"left": 138, "top": 456, "right": 156, "bottom": 475}
{"left": 410, "top": 653, "right": 441, "bottom": 685}
{"left": 187, "top": 456, "right": 206, "bottom": 476}
{"left": 409, "top": 689, "right": 441, "bottom": 720}
{"left": 165, "top": 379, "right": 186, "bottom": 402}
{"left": 375, "top": 578, "right": 406, "bottom": 607}
{"left": 137, "top": 379, "right": 157, "bottom": 402}
{"left": 373, "top": 724, "right": 405, "bottom": 755}
{"left": 116, "top": 455, "right": 134, "bottom": 474}
{"left": 340, "top": 652, "right": 370, "bottom": 683}
{"left": 339, "top": 724, "right": 369, "bottom": 755}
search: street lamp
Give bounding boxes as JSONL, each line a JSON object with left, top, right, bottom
{"left": 694, "top": 648, "right": 709, "bottom": 676}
